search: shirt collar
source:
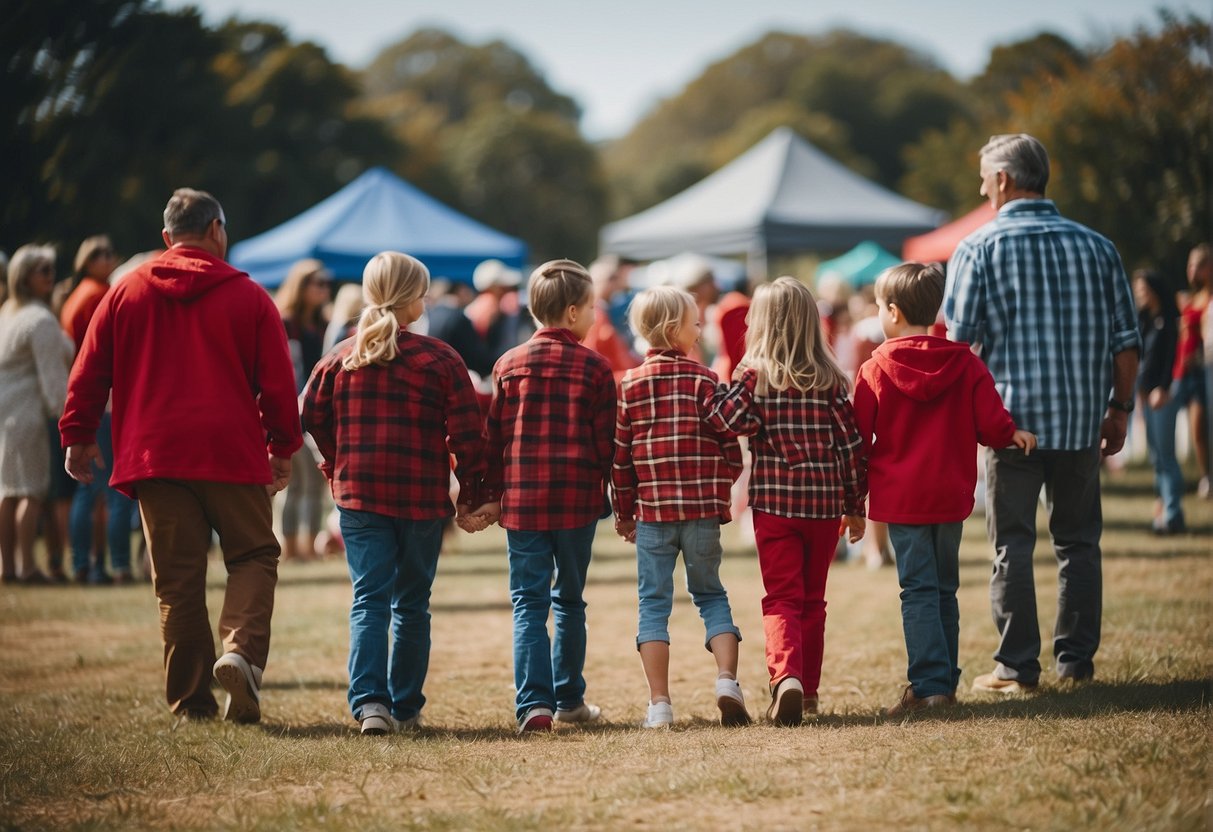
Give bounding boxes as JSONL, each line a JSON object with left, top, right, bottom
{"left": 645, "top": 348, "right": 686, "bottom": 360}
{"left": 998, "top": 198, "right": 1059, "bottom": 217}
{"left": 533, "top": 327, "right": 582, "bottom": 345}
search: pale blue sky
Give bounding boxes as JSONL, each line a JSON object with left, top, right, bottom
{"left": 164, "top": 0, "right": 1199, "bottom": 139}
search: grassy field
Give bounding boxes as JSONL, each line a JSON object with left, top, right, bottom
{"left": 0, "top": 463, "right": 1209, "bottom": 831}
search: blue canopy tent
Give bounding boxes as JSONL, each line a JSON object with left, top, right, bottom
{"left": 816, "top": 241, "right": 901, "bottom": 287}
{"left": 229, "top": 167, "right": 527, "bottom": 288}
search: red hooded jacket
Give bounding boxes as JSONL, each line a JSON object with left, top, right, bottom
{"left": 852, "top": 335, "right": 1016, "bottom": 524}
{"left": 59, "top": 247, "right": 302, "bottom": 497}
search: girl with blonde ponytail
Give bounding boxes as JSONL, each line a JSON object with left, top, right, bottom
{"left": 301, "top": 251, "right": 494, "bottom": 735}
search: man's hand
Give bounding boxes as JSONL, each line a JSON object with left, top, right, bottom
{"left": 268, "top": 455, "right": 292, "bottom": 495}
{"left": 1100, "top": 410, "right": 1129, "bottom": 457}
{"left": 840, "top": 514, "right": 865, "bottom": 544}
{"left": 65, "top": 444, "right": 102, "bottom": 484}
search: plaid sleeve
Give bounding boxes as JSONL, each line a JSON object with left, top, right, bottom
{"left": 829, "top": 389, "right": 868, "bottom": 516}
{"left": 945, "top": 241, "right": 986, "bottom": 345}
{"left": 698, "top": 375, "right": 742, "bottom": 481}
{"left": 442, "top": 352, "right": 489, "bottom": 508}
{"left": 610, "top": 395, "right": 638, "bottom": 521}
{"left": 591, "top": 361, "right": 618, "bottom": 481}
{"left": 481, "top": 367, "right": 507, "bottom": 504}
{"left": 300, "top": 352, "right": 338, "bottom": 478}
{"left": 1106, "top": 247, "right": 1142, "bottom": 356}
{"left": 705, "top": 368, "right": 761, "bottom": 437}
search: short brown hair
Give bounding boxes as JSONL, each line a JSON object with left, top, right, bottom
{"left": 874, "top": 262, "right": 945, "bottom": 327}
{"left": 527, "top": 259, "right": 592, "bottom": 326}
{"left": 163, "top": 188, "right": 223, "bottom": 238}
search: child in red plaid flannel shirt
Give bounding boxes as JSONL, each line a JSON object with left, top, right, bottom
{"left": 612, "top": 286, "right": 750, "bottom": 728}
{"left": 481, "top": 259, "right": 616, "bottom": 733}
{"left": 301, "top": 252, "right": 493, "bottom": 736}
{"left": 707, "top": 276, "right": 868, "bottom": 726}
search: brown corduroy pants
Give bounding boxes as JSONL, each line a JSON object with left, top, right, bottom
{"left": 137, "top": 480, "right": 279, "bottom": 715}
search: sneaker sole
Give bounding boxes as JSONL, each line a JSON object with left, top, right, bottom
{"left": 519, "top": 716, "right": 553, "bottom": 734}
{"left": 361, "top": 717, "right": 393, "bottom": 736}
{"left": 717, "top": 695, "right": 751, "bottom": 727}
{"left": 769, "top": 687, "right": 803, "bottom": 726}
{"left": 214, "top": 663, "right": 261, "bottom": 724}
{"left": 971, "top": 680, "right": 1037, "bottom": 695}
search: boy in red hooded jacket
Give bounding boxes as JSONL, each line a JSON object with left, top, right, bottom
{"left": 852, "top": 262, "right": 1035, "bottom": 718}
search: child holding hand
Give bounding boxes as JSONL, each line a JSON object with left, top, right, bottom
{"left": 301, "top": 252, "right": 492, "bottom": 735}
{"left": 852, "top": 262, "right": 1035, "bottom": 717}
{"left": 612, "top": 286, "right": 749, "bottom": 728}
{"left": 708, "top": 277, "right": 867, "bottom": 726}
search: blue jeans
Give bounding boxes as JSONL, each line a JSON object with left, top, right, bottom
{"left": 70, "top": 413, "right": 135, "bottom": 576}
{"left": 339, "top": 508, "right": 444, "bottom": 721}
{"left": 636, "top": 518, "right": 741, "bottom": 649}
{"left": 889, "top": 522, "right": 963, "bottom": 698}
{"left": 1142, "top": 396, "right": 1185, "bottom": 528}
{"left": 507, "top": 522, "right": 596, "bottom": 721}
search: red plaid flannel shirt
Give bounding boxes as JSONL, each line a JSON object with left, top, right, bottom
{"left": 484, "top": 327, "right": 616, "bottom": 531}
{"left": 612, "top": 350, "right": 742, "bottom": 523}
{"left": 706, "top": 368, "right": 867, "bottom": 519}
{"left": 301, "top": 332, "right": 487, "bottom": 519}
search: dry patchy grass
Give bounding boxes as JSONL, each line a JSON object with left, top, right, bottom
{"left": 0, "top": 465, "right": 1209, "bottom": 831}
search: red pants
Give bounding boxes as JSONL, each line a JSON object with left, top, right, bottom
{"left": 752, "top": 510, "right": 838, "bottom": 697}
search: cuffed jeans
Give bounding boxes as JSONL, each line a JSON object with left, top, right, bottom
{"left": 70, "top": 413, "right": 135, "bottom": 576}
{"left": 752, "top": 510, "right": 837, "bottom": 696}
{"left": 138, "top": 480, "right": 279, "bottom": 716}
{"left": 1142, "top": 396, "right": 1185, "bottom": 528}
{"left": 985, "top": 446, "right": 1102, "bottom": 683}
{"left": 339, "top": 509, "right": 443, "bottom": 722}
{"left": 635, "top": 518, "right": 741, "bottom": 649}
{"left": 507, "top": 522, "right": 596, "bottom": 721}
{"left": 889, "top": 522, "right": 963, "bottom": 698}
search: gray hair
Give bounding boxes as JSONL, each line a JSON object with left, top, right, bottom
{"left": 163, "top": 188, "right": 224, "bottom": 238}
{"left": 6, "top": 244, "right": 56, "bottom": 307}
{"left": 980, "top": 134, "right": 1050, "bottom": 194}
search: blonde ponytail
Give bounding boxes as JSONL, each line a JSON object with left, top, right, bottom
{"left": 342, "top": 252, "right": 430, "bottom": 371}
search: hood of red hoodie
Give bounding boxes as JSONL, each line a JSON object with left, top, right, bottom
{"left": 870, "top": 335, "right": 974, "bottom": 402}
{"left": 143, "top": 246, "right": 245, "bottom": 301}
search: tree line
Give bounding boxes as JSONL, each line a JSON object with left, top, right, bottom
{"left": 4, "top": 2, "right": 1209, "bottom": 278}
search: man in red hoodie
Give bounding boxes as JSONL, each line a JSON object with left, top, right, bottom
{"left": 852, "top": 262, "right": 1035, "bottom": 718}
{"left": 60, "top": 188, "right": 302, "bottom": 723}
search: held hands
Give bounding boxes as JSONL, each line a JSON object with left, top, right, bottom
{"left": 65, "top": 444, "right": 103, "bottom": 484}
{"left": 457, "top": 501, "right": 501, "bottom": 533}
{"left": 615, "top": 517, "right": 636, "bottom": 543}
{"left": 1011, "top": 430, "right": 1037, "bottom": 456}
{"left": 268, "top": 455, "right": 292, "bottom": 496}
{"left": 839, "top": 514, "right": 865, "bottom": 544}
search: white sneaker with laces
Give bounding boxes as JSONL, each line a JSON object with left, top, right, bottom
{"left": 715, "top": 677, "right": 751, "bottom": 726}
{"left": 359, "top": 702, "right": 397, "bottom": 735}
{"left": 212, "top": 653, "right": 262, "bottom": 724}
{"left": 555, "top": 702, "right": 601, "bottom": 724}
{"left": 642, "top": 701, "right": 673, "bottom": 729}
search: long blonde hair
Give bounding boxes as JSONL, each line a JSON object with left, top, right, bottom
{"left": 740, "top": 276, "right": 849, "bottom": 394}
{"left": 342, "top": 252, "right": 429, "bottom": 371}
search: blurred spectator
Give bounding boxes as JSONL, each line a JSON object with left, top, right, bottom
{"left": 711, "top": 273, "right": 752, "bottom": 383}
{"left": 275, "top": 259, "right": 332, "bottom": 562}
{"left": 323, "top": 283, "right": 364, "bottom": 354}
{"left": 0, "top": 245, "right": 74, "bottom": 584}
{"left": 1133, "top": 268, "right": 1184, "bottom": 533}
{"left": 466, "top": 259, "right": 525, "bottom": 363}
{"left": 669, "top": 254, "right": 720, "bottom": 365}
{"left": 585, "top": 256, "right": 640, "bottom": 382}
{"left": 1174, "top": 243, "right": 1210, "bottom": 497}
{"left": 426, "top": 278, "right": 493, "bottom": 378}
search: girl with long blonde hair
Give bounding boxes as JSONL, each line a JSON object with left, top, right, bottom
{"left": 708, "top": 276, "right": 867, "bottom": 726}
{"left": 301, "top": 251, "right": 491, "bottom": 735}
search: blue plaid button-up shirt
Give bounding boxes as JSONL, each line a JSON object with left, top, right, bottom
{"left": 944, "top": 199, "right": 1140, "bottom": 450}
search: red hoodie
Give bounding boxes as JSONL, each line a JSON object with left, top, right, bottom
{"left": 60, "top": 247, "right": 302, "bottom": 497}
{"left": 852, "top": 335, "right": 1016, "bottom": 524}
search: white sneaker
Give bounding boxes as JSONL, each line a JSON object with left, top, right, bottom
{"left": 555, "top": 702, "right": 601, "bottom": 724}
{"left": 766, "top": 676, "right": 803, "bottom": 726}
{"left": 641, "top": 701, "right": 673, "bottom": 729}
{"left": 359, "top": 702, "right": 397, "bottom": 735}
{"left": 397, "top": 712, "right": 424, "bottom": 731}
{"left": 715, "top": 678, "right": 751, "bottom": 726}
{"left": 212, "top": 653, "right": 262, "bottom": 724}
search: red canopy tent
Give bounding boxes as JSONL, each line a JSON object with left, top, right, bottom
{"left": 902, "top": 203, "right": 996, "bottom": 263}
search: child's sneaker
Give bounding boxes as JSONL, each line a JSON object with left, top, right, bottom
{"left": 766, "top": 676, "right": 803, "bottom": 726}
{"left": 212, "top": 652, "right": 262, "bottom": 724}
{"left": 715, "top": 678, "right": 751, "bottom": 726}
{"left": 518, "top": 706, "right": 554, "bottom": 734}
{"left": 803, "top": 695, "right": 820, "bottom": 720}
{"left": 359, "top": 702, "right": 397, "bottom": 735}
{"left": 555, "top": 702, "right": 601, "bottom": 724}
{"left": 641, "top": 701, "right": 673, "bottom": 729}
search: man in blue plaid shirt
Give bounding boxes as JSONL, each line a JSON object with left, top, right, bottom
{"left": 945, "top": 134, "right": 1140, "bottom": 694}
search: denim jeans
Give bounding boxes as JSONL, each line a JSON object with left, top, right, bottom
{"left": 889, "top": 522, "right": 963, "bottom": 698}
{"left": 985, "top": 446, "right": 1103, "bottom": 683}
{"left": 507, "top": 522, "right": 596, "bottom": 720}
{"left": 1142, "top": 396, "right": 1185, "bottom": 528}
{"left": 339, "top": 508, "right": 444, "bottom": 721}
{"left": 70, "top": 413, "right": 135, "bottom": 576}
{"left": 635, "top": 518, "right": 741, "bottom": 649}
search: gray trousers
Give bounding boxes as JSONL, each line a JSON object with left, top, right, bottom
{"left": 985, "top": 446, "right": 1103, "bottom": 683}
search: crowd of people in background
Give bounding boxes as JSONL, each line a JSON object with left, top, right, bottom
{"left": 0, "top": 135, "right": 1210, "bottom": 736}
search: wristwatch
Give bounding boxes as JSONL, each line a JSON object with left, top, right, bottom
{"left": 1107, "top": 396, "right": 1135, "bottom": 413}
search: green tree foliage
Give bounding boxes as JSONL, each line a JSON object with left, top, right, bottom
{"left": 359, "top": 28, "right": 604, "bottom": 262}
